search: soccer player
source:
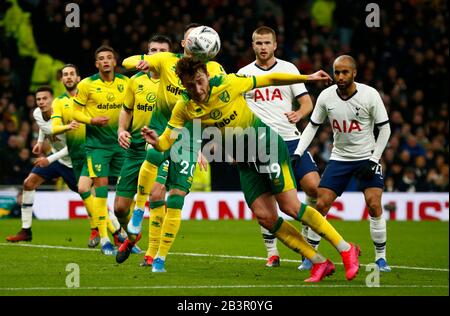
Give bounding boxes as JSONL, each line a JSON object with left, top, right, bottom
{"left": 6, "top": 87, "right": 78, "bottom": 242}
{"left": 142, "top": 57, "right": 361, "bottom": 282}
{"left": 238, "top": 26, "right": 321, "bottom": 269}
{"left": 72, "top": 45, "right": 129, "bottom": 255}
{"left": 116, "top": 35, "right": 173, "bottom": 256}
{"left": 294, "top": 55, "right": 392, "bottom": 272}
{"left": 51, "top": 64, "right": 121, "bottom": 248}
{"left": 116, "top": 24, "right": 224, "bottom": 271}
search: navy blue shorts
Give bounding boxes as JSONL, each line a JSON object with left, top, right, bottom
{"left": 319, "top": 159, "right": 384, "bottom": 196}
{"left": 31, "top": 161, "right": 78, "bottom": 192}
{"left": 286, "top": 139, "right": 319, "bottom": 184}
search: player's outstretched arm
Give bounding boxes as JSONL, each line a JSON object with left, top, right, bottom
{"left": 255, "top": 70, "right": 332, "bottom": 88}
{"left": 122, "top": 55, "right": 156, "bottom": 73}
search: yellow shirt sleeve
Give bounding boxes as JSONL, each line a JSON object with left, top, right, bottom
{"left": 123, "top": 77, "right": 135, "bottom": 111}
{"left": 122, "top": 53, "right": 169, "bottom": 74}
{"left": 255, "top": 73, "right": 309, "bottom": 89}
{"left": 73, "top": 79, "right": 88, "bottom": 106}
{"left": 51, "top": 99, "right": 68, "bottom": 135}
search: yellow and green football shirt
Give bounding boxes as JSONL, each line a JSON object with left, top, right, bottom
{"left": 74, "top": 73, "right": 129, "bottom": 149}
{"left": 123, "top": 52, "right": 226, "bottom": 134}
{"left": 166, "top": 74, "right": 258, "bottom": 135}
{"left": 123, "top": 72, "right": 159, "bottom": 150}
{"left": 51, "top": 92, "right": 86, "bottom": 160}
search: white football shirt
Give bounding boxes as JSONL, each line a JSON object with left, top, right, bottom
{"left": 238, "top": 58, "right": 308, "bottom": 141}
{"left": 310, "top": 82, "right": 389, "bottom": 161}
{"left": 33, "top": 107, "right": 72, "bottom": 168}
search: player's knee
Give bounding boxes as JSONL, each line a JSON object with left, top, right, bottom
{"left": 366, "top": 197, "right": 381, "bottom": 215}
{"left": 23, "top": 177, "right": 36, "bottom": 191}
{"left": 77, "top": 184, "right": 90, "bottom": 195}
{"left": 316, "top": 198, "right": 332, "bottom": 215}
{"left": 279, "top": 200, "right": 301, "bottom": 218}
{"left": 150, "top": 184, "right": 166, "bottom": 201}
{"left": 256, "top": 213, "right": 278, "bottom": 231}
{"left": 303, "top": 185, "right": 318, "bottom": 198}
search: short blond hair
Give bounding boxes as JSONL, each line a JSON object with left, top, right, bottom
{"left": 252, "top": 26, "right": 276, "bottom": 42}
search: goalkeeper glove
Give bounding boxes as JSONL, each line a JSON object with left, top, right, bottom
{"left": 354, "top": 160, "right": 379, "bottom": 181}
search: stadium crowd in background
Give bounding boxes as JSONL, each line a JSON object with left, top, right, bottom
{"left": 0, "top": 0, "right": 448, "bottom": 192}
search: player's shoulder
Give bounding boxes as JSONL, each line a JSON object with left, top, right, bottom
{"left": 32, "top": 106, "right": 42, "bottom": 118}
{"left": 319, "top": 84, "right": 338, "bottom": 98}
{"left": 355, "top": 82, "right": 374, "bottom": 92}
{"left": 355, "top": 82, "right": 381, "bottom": 99}
{"left": 132, "top": 71, "right": 146, "bottom": 78}
{"left": 115, "top": 73, "right": 129, "bottom": 82}
{"left": 206, "top": 60, "right": 226, "bottom": 75}
{"left": 52, "top": 92, "right": 70, "bottom": 105}
{"left": 237, "top": 61, "right": 256, "bottom": 74}
{"left": 57, "top": 92, "right": 70, "bottom": 100}
{"left": 275, "top": 58, "right": 298, "bottom": 70}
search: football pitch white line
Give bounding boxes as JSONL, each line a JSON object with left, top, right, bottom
{"left": 0, "top": 284, "right": 448, "bottom": 291}
{"left": 0, "top": 242, "right": 448, "bottom": 272}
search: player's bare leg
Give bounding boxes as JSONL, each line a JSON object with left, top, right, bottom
{"left": 6, "top": 173, "right": 45, "bottom": 242}
{"left": 364, "top": 187, "right": 391, "bottom": 272}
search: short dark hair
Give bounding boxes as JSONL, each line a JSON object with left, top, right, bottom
{"left": 95, "top": 45, "right": 117, "bottom": 60}
{"left": 61, "top": 63, "right": 80, "bottom": 76}
{"left": 35, "top": 86, "right": 53, "bottom": 95}
{"left": 149, "top": 34, "right": 172, "bottom": 50}
{"left": 184, "top": 23, "right": 202, "bottom": 35}
{"left": 175, "top": 57, "right": 207, "bottom": 80}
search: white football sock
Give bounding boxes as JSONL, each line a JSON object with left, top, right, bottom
{"left": 108, "top": 209, "right": 121, "bottom": 231}
{"left": 21, "top": 190, "right": 35, "bottom": 229}
{"left": 261, "top": 225, "right": 279, "bottom": 257}
{"left": 305, "top": 195, "right": 322, "bottom": 250}
{"left": 370, "top": 215, "right": 387, "bottom": 261}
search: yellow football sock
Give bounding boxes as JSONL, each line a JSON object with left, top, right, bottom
{"left": 128, "top": 200, "right": 135, "bottom": 222}
{"left": 298, "top": 203, "right": 345, "bottom": 249}
{"left": 156, "top": 195, "right": 183, "bottom": 259}
{"left": 107, "top": 217, "right": 117, "bottom": 234}
{"left": 94, "top": 186, "right": 109, "bottom": 240}
{"left": 135, "top": 160, "right": 158, "bottom": 210}
{"left": 146, "top": 201, "right": 165, "bottom": 258}
{"left": 270, "top": 218, "right": 318, "bottom": 260}
{"left": 80, "top": 192, "right": 97, "bottom": 229}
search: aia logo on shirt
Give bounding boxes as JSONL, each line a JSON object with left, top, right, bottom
{"left": 254, "top": 88, "right": 283, "bottom": 102}
{"left": 332, "top": 119, "right": 362, "bottom": 133}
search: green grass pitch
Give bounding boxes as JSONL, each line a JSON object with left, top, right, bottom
{"left": 0, "top": 219, "right": 448, "bottom": 296}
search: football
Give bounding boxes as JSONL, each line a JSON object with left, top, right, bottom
{"left": 185, "top": 26, "right": 221, "bottom": 60}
